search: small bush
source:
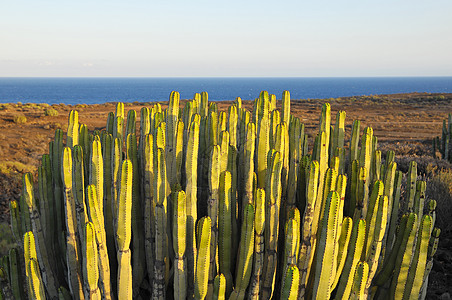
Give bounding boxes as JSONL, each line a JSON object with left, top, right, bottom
{"left": 44, "top": 108, "right": 59, "bottom": 116}
{"left": 427, "top": 168, "right": 452, "bottom": 233}
{"left": 13, "top": 115, "right": 27, "bottom": 124}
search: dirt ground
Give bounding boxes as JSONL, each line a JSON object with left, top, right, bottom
{"left": 0, "top": 92, "right": 451, "bottom": 298}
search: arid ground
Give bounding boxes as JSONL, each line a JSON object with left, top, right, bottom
{"left": 0, "top": 92, "right": 451, "bottom": 298}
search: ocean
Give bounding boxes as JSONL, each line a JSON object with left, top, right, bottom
{"left": 0, "top": 77, "right": 451, "bottom": 105}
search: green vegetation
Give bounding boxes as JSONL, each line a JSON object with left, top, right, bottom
{"left": 3, "top": 91, "right": 441, "bottom": 299}
{"left": 427, "top": 167, "right": 452, "bottom": 233}
{"left": 13, "top": 114, "right": 27, "bottom": 124}
{"left": 44, "top": 108, "right": 59, "bottom": 117}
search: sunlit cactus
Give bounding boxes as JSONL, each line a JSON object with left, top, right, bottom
{"left": 5, "top": 91, "right": 440, "bottom": 300}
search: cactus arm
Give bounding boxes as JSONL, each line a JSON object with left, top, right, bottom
{"left": 102, "top": 133, "right": 116, "bottom": 278}
{"left": 218, "top": 171, "right": 233, "bottom": 295}
{"left": 405, "top": 161, "right": 417, "bottom": 212}
{"left": 390, "top": 213, "right": 418, "bottom": 299}
{"left": 261, "top": 151, "right": 283, "bottom": 300}
{"left": 84, "top": 222, "right": 101, "bottom": 300}
{"left": 152, "top": 148, "right": 168, "bottom": 299}
{"left": 86, "top": 185, "right": 112, "bottom": 300}
{"left": 331, "top": 216, "right": 352, "bottom": 290}
{"left": 248, "top": 188, "right": 265, "bottom": 299}
{"left": 242, "top": 122, "right": 256, "bottom": 208}
{"left": 385, "top": 170, "right": 402, "bottom": 256}
{"left": 364, "top": 195, "right": 388, "bottom": 294}
{"left": 23, "top": 173, "right": 59, "bottom": 299}
{"left": 194, "top": 217, "right": 211, "bottom": 300}
{"left": 297, "top": 160, "right": 319, "bottom": 298}
{"left": 185, "top": 119, "right": 200, "bottom": 295}
{"left": 349, "top": 261, "right": 369, "bottom": 300}
{"left": 213, "top": 274, "right": 226, "bottom": 300}
{"left": 8, "top": 248, "right": 25, "bottom": 300}
{"left": 143, "top": 133, "right": 155, "bottom": 284}
{"left": 173, "top": 191, "right": 187, "bottom": 300}
{"left": 116, "top": 160, "right": 133, "bottom": 300}
{"left": 334, "top": 218, "right": 366, "bottom": 300}
{"left": 403, "top": 215, "right": 433, "bottom": 300}
{"left": 9, "top": 200, "right": 22, "bottom": 247}
{"left": 125, "top": 109, "right": 136, "bottom": 141}
{"left": 27, "top": 258, "right": 47, "bottom": 300}
{"left": 113, "top": 116, "right": 124, "bottom": 141}
{"left": 280, "top": 265, "right": 299, "bottom": 300}
{"left": 52, "top": 129, "right": 65, "bottom": 261}
{"left": 61, "top": 148, "right": 84, "bottom": 300}
{"left": 67, "top": 110, "right": 79, "bottom": 148}
{"left": 229, "top": 203, "right": 255, "bottom": 300}
{"left": 207, "top": 145, "right": 220, "bottom": 298}
{"left": 89, "top": 138, "right": 104, "bottom": 228}
{"left": 364, "top": 180, "right": 384, "bottom": 258}
{"left": 312, "top": 191, "right": 340, "bottom": 299}
{"left": 256, "top": 91, "right": 269, "bottom": 188}
{"left": 126, "top": 133, "right": 146, "bottom": 295}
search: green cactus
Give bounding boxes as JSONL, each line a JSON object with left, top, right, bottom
{"left": 195, "top": 216, "right": 211, "bottom": 300}
{"left": 27, "top": 258, "right": 46, "bottom": 300}
{"left": 213, "top": 274, "right": 226, "bottom": 300}
{"left": 403, "top": 215, "right": 432, "bottom": 300}
{"left": 335, "top": 218, "right": 366, "bottom": 300}
{"left": 229, "top": 203, "right": 254, "bottom": 300}
{"left": 249, "top": 188, "right": 265, "bottom": 299}
{"left": 280, "top": 265, "right": 299, "bottom": 300}
{"left": 23, "top": 173, "right": 59, "bottom": 299}
{"left": 153, "top": 148, "right": 169, "bottom": 299}
{"left": 350, "top": 261, "right": 369, "bottom": 300}
{"left": 62, "top": 147, "right": 84, "bottom": 300}
{"left": 173, "top": 190, "right": 187, "bottom": 300}
{"left": 86, "top": 185, "right": 112, "bottom": 300}
{"left": 218, "top": 171, "right": 233, "bottom": 295}
{"left": 84, "top": 222, "right": 101, "bottom": 300}
{"left": 311, "top": 191, "right": 340, "bottom": 299}
{"left": 8, "top": 248, "right": 24, "bottom": 300}
{"left": 67, "top": 110, "right": 79, "bottom": 148}
{"left": 116, "top": 159, "right": 133, "bottom": 300}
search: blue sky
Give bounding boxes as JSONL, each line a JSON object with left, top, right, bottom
{"left": 1, "top": 0, "right": 451, "bottom": 77}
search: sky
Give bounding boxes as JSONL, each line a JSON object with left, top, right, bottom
{"left": 1, "top": 0, "right": 451, "bottom": 77}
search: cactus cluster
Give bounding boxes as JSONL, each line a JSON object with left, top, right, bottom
{"left": 433, "top": 113, "right": 452, "bottom": 161}
{"left": 5, "top": 91, "right": 440, "bottom": 299}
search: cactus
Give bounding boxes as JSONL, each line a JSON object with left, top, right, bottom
{"left": 7, "top": 94, "right": 441, "bottom": 300}
{"left": 62, "top": 147, "right": 84, "bottom": 300}
{"left": 280, "top": 265, "right": 299, "bottom": 300}
{"left": 84, "top": 222, "right": 101, "bottom": 300}
{"left": 23, "top": 173, "right": 59, "bottom": 298}
{"left": 117, "top": 160, "right": 133, "bottom": 300}
{"left": 195, "top": 217, "right": 211, "bottom": 300}
{"left": 229, "top": 203, "right": 254, "bottom": 300}
{"left": 173, "top": 190, "right": 187, "bottom": 300}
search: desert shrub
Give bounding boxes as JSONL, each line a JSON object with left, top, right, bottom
{"left": 426, "top": 168, "right": 452, "bottom": 233}
{"left": 44, "top": 108, "right": 59, "bottom": 116}
{"left": 13, "top": 115, "right": 27, "bottom": 124}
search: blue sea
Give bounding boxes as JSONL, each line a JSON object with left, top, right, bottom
{"left": 0, "top": 77, "right": 451, "bottom": 105}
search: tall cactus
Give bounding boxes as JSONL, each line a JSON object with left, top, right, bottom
{"left": 23, "top": 173, "right": 59, "bottom": 299}
{"left": 62, "top": 147, "right": 84, "bottom": 300}
{"left": 116, "top": 160, "right": 133, "bottom": 300}
{"left": 173, "top": 190, "right": 187, "bottom": 300}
